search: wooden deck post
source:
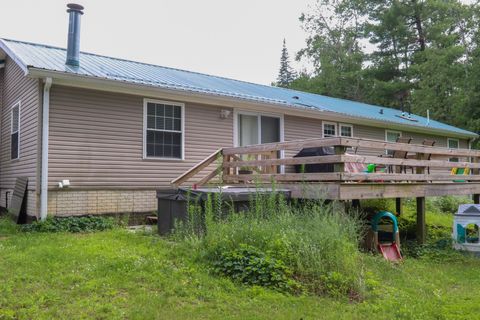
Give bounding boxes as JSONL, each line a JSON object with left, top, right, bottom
{"left": 472, "top": 156, "right": 479, "bottom": 204}
{"left": 222, "top": 154, "right": 230, "bottom": 183}
{"left": 334, "top": 146, "right": 347, "bottom": 173}
{"left": 416, "top": 197, "right": 426, "bottom": 244}
{"left": 395, "top": 198, "right": 403, "bottom": 216}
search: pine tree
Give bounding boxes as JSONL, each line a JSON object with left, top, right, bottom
{"left": 276, "top": 39, "right": 296, "bottom": 87}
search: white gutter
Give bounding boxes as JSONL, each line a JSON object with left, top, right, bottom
{"left": 40, "top": 77, "right": 52, "bottom": 220}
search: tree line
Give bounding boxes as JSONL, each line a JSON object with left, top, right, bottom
{"left": 276, "top": 0, "right": 480, "bottom": 138}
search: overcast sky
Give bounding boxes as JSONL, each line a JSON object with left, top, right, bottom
{"left": 1, "top": 0, "right": 313, "bottom": 85}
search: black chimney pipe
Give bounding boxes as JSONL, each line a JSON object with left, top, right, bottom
{"left": 66, "top": 3, "right": 84, "bottom": 67}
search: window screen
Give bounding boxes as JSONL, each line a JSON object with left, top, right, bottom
{"left": 11, "top": 104, "right": 19, "bottom": 160}
{"left": 146, "top": 102, "right": 182, "bottom": 158}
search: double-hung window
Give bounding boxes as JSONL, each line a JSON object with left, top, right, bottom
{"left": 11, "top": 103, "right": 20, "bottom": 160}
{"left": 144, "top": 100, "right": 184, "bottom": 159}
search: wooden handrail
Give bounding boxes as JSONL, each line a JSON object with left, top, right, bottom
{"left": 222, "top": 137, "right": 341, "bottom": 155}
{"left": 223, "top": 154, "right": 480, "bottom": 169}
{"left": 222, "top": 137, "right": 480, "bottom": 157}
{"left": 170, "top": 149, "right": 222, "bottom": 187}
{"left": 172, "top": 137, "right": 480, "bottom": 188}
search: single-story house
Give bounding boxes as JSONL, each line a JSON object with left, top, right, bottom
{"left": 0, "top": 4, "right": 477, "bottom": 220}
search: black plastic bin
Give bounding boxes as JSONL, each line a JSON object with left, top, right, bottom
{"left": 293, "top": 147, "right": 335, "bottom": 173}
{"left": 157, "top": 187, "right": 291, "bottom": 235}
{"left": 156, "top": 189, "right": 200, "bottom": 235}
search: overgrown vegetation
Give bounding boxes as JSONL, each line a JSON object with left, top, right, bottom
{"left": 21, "top": 215, "right": 116, "bottom": 233}
{"left": 173, "top": 191, "right": 366, "bottom": 298}
{"left": 1, "top": 195, "right": 480, "bottom": 319}
{"left": 213, "top": 244, "right": 301, "bottom": 293}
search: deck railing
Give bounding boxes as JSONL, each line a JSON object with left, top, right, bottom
{"left": 171, "top": 137, "right": 480, "bottom": 187}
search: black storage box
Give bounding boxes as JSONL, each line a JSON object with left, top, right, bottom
{"left": 293, "top": 146, "right": 335, "bottom": 173}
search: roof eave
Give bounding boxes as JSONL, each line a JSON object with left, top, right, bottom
{"left": 0, "top": 39, "right": 29, "bottom": 75}
{"left": 27, "top": 67, "right": 478, "bottom": 140}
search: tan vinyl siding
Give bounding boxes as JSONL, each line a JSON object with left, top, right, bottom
{"left": 48, "top": 85, "right": 233, "bottom": 189}
{"left": 284, "top": 115, "right": 323, "bottom": 141}
{"left": 284, "top": 115, "right": 469, "bottom": 156}
{"left": 0, "top": 68, "right": 3, "bottom": 119}
{"left": 0, "top": 57, "right": 40, "bottom": 190}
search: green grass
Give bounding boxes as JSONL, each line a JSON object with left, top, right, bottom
{"left": 1, "top": 212, "right": 480, "bottom": 319}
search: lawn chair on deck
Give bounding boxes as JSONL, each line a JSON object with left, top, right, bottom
{"left": 383, "top": 137, "right": 412, "bottom": 173}
{"left": 422, "top": 139, "right": 436, "bottom": 174}
{"left": 405, "top": 139, "right": 436, "bottom": 174}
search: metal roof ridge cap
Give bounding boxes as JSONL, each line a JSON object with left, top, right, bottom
{"left": 0, "top": 39, "right": 29, "bottom": 75}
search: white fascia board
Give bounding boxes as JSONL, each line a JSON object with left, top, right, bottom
{"left": 28, "top": 68, "right": 478, "bottom": 140}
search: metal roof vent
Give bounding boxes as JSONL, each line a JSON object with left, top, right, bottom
{"left": 66, "top": 3, "right": 84, "bottom": 67}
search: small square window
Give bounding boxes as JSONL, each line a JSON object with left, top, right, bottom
{"left": 448, "top": 139, "right": 459, "bottom": 149}
{"left": 323, "top": 123, "right": 336, "bottom": 137}
{"left": 340, "top": 125, "right": 352, "bottom": 137}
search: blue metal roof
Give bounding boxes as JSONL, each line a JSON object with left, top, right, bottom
{"left": 1, "top": 38, "right": 476, "bottom": 137}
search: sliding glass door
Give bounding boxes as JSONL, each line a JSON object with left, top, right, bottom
{"left": 237, "top": 113, "right": 282, "bottom": 172}
{"left": 238, "top": 113, "right": 281, "bottom": 146}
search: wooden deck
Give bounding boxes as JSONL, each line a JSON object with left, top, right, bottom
{"left": 171, "top": 137, "right": 480, "bottom": 244}
{"left": 171, "top": 136, "right": 480, "bottom": 200}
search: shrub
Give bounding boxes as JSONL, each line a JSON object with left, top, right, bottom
{"left": 431, "top": 196, "right": 472, "bottom": 214}
{"left": 21, "top": 216, "right": 116, "bottom": 233}
{"left": 213, "top": 244, "right": 301, "bottom": 293}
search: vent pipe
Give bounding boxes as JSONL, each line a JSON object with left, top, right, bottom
{"left": 65, "top": 3, "right": 84, "bottom": 67}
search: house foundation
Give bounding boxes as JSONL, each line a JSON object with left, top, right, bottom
{"left": 47, "top": 189, "right": 157, "bottom": 216}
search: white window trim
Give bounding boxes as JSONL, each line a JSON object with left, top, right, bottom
{"left": 385, "top": 130, "right": 402, "bottom": 142}
{"left": 447, "top": 138, "right": 460, "bottom": 149}
{"left": 233, "top": 110, "right": 285, "bottom": 173}
{"left": 10, "top": 101, "right": 21, "bottom": 161}
{"left": 143, "top": 98, "right": 185, "bottom": 161}
{"left": 339, "top": 123, "right": 354, "bottom": 137}
{"left": 322, "top": 121, "right": 338, "bottom": 138}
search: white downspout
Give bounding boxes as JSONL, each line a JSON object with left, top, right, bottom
{"left": 40, "top": 77, "right": 52, "bottom": 220}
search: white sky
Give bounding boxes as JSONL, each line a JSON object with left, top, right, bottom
{"left": 1, "top": 0, "right": 313, "bottom": 85}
